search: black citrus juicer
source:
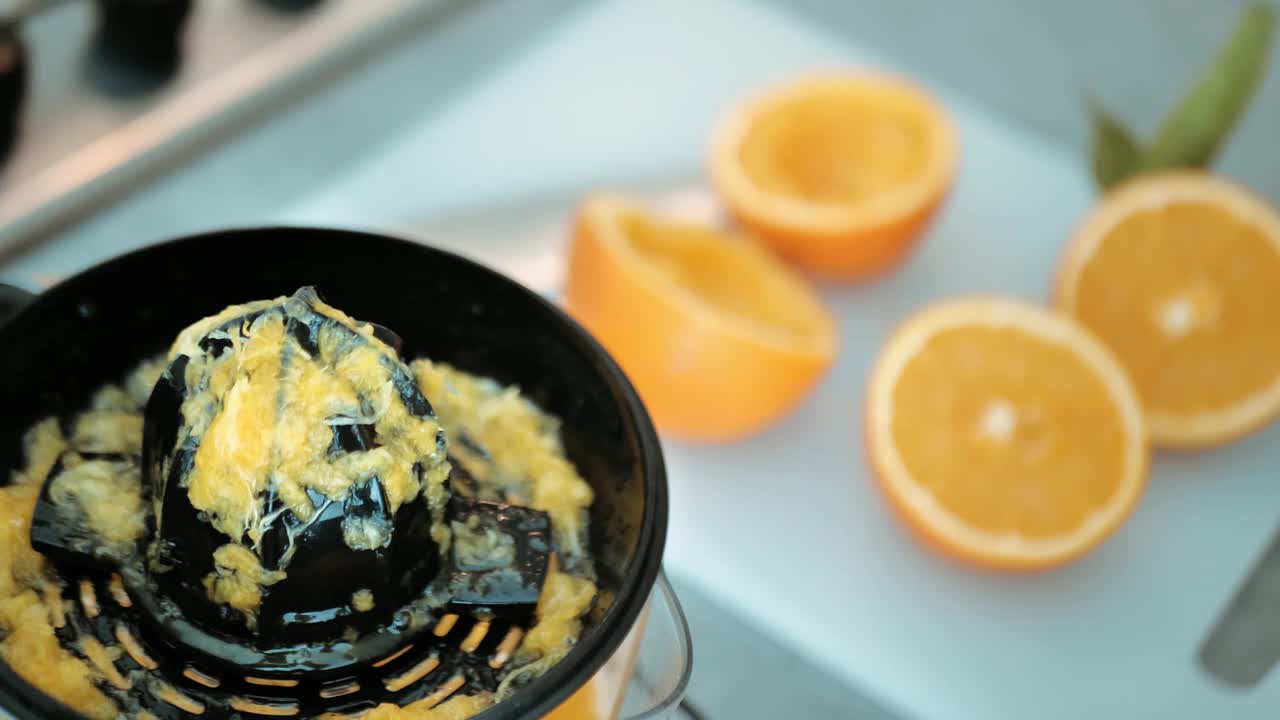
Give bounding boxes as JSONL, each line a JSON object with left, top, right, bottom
{"left": 0, "top": 228, "right": 669, "bottom": 720}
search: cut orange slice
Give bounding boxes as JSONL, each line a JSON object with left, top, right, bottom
{"left": 865, "top": 298, "right": 1148, "bottom": 571}
{"left": 564, "top": 194, "right": 839, "bottom": 442}
{"left": 1055, "top": 171, "right": 1280, "bottom": 448}
{"left": 708, "top": 70, "right": 959, "bottom": 281}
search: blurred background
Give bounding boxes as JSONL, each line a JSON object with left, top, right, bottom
{"left": 0, "top": 1, "right": 1277, "bottom": 718}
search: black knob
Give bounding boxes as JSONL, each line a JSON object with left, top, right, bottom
{"left": 87, "top": 0, "right": 194, "bottom": 98}
{"left": 0, "top": 23, "right": 27, "bottom": 166}
{"left": 256, "top": 0, "right": 325, "bottom": 11}
{"left": 0, "top": 283, "right": 33, "bottom": 327}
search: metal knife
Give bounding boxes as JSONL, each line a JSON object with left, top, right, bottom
{"left": 1199, "top": 524, "right": 1280, "bottom": 687}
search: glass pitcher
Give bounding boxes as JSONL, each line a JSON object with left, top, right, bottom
{"left": 543, "top": 573, "right": 692, "bottom": 720}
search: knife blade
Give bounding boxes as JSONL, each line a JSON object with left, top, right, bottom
{"left": 1199, "top": 524, "right": 1280, "bottom": 688}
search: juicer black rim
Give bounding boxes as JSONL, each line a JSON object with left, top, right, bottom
{"left": 0, "top": 226, "right": 671, "bottom": 720}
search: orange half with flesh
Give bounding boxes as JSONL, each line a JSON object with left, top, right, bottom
{"left": 709, "top": 70, "right": 959, "bottom": 281}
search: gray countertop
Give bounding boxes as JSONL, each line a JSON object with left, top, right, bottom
{"left": 0, "top": 0, "right": 588, "bottom": 284}
{"left": 5, "top": 0, "right": 1277, "bottom": 283}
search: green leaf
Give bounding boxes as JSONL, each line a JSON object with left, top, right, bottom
{"left": 1089, "top": 101, "right": 1143, "bottom": 189}
{"left": 1142, "top": 2, "right": 1275, "bottom": 170}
